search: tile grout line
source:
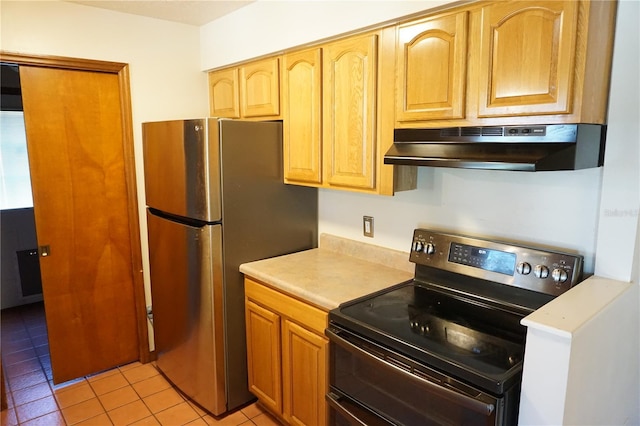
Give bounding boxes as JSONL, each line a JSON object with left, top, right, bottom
{"left": 2, "top": 304, "right": 274, "bottom": 426}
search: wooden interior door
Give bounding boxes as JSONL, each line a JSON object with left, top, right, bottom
{"left": 19, "top": 65, "right": 140, "bottom": 383}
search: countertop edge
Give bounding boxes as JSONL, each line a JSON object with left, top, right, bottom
{"left": 521, "top": 275, "right": 635, "bottom": 338}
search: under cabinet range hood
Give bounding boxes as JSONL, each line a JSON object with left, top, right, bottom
{"left": 384, "top": 124, "right": 607, "bottom": 171}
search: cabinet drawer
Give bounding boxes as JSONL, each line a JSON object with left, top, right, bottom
{"left": 245, "top": 277, "right": 328, "bottom": 335}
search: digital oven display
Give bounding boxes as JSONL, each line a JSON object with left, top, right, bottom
{"left": 448, "top": 243, "right": 517, "bottom": 275}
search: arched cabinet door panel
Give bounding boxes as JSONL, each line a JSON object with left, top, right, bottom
{"left": 209, "top": 68, "right": 240, "bottom": 118}
{"left": 240, "top": 57, "right": 280, "bottom": 118}
{"left": 323, "top": 34, "right": 378, "bottom": 190}
{"left": 478, "top": 1, "right": 579, "bottom": 117}
{"left": 283, "top": 48, "right": 323, "bottom": 185}
{"left": 397, "top": 11, "right": 468, "bottom": 121}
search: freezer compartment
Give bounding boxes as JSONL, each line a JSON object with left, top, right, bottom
{"left": 147, "top": 210, "right": 226, "bottom": 414}
{"left": 142, "top": 119, "right": 221, "bottom": 222}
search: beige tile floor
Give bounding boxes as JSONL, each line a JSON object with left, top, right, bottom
{"left": 1, "top": 302, "right": 281, "bottom": 426}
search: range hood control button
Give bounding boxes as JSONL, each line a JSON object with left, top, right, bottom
{"left": 534, "top": 265, "right": 550, "bottom": 279}
{"left": 516, "top": 262, "right": 532, "bottom": 275}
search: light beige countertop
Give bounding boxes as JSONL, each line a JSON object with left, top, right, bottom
{"left": 239, "top": 234, "right": 415, "bottom": 311}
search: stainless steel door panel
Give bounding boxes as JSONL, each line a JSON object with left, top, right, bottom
{"left": 147, "top": 211, "right": 225, "bottom": 414}
{"left": 142, "top": 119, "right": 221, "bottom": 222}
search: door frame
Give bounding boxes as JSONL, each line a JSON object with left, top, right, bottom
{"left": 0, "top": 51, "right": 151, "bottom": 364}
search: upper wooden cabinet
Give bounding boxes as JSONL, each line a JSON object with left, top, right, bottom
{"left": 208, "top": 56, "right": 281, "bottom": 119}
{"left": 240, "top": 57, "right": 281, "bottom": 117}
{"left": 283, "top": 30, "right": 416, "bottom": 195}
{"left": 395, "top": 0, "right": 617, "bottom": 127}
{"left": 396, "top": 11, "right": 469, "bottom": 121}
{"left": 478, "top": 1, "right": 578, "bottom": 117}
{"left": 283, "top": 48, "right": 323, "bottom": 185}
{"left": 323, "top": 34, "right": 378, "bottom": 190}
{"left": 208, "top": 68, "right": 240, "bottom": 118}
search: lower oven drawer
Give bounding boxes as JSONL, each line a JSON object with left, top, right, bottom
{"left": 327, "top": 326, "right": 509, "bottom": 426}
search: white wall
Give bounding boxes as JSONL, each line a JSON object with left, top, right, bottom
{"left": 200, "top": 0, "right": 453, "bottom": 70}
{"left": 594, "top": 0, "right": 640, "bottom": 282}
{"left": 319, "top": 168, "right": 602, "bottom": 272}
{"left": 1, "top": 0, "right": 209, "bottom": 347}
{"left": 562, "top": 283, "right": 639, "bottom": 425}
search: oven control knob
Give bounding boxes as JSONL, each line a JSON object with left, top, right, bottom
{"left": 424, "top": 243, "right": 436, "bottom": 255}
{"left": 552, "top": 268, "right": 569, "bottom": 283}
{"left": 413, "top": 241, "right": 424, "bottom": 252}
{"left": 534, "top": 265, "right": 550, "bottom": 279}
{"left": 516, "top": 262, "right": 532, "bottom": 275}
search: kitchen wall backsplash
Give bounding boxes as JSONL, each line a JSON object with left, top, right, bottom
{"left": 319, "top": 166, "right": 602, "bottom": 274}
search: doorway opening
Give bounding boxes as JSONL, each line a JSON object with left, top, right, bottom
{"left": 0, "top": 63, "right": 43, "bottom": 310}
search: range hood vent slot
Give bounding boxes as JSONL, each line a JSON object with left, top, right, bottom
{"left": 460, "top": 127, "right": 482, "bottom": 137}
{"left": 440, "top": 127, "right": 461, "bottom": 137}
{"left": 481, "top": 127, "right": 504, "bottom": 137}
{"left": 385, "top": 124, "right": 606, "bottom": 172}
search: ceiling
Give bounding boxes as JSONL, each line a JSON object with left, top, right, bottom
{"left": 67, "top": 0, "right": 255, "bottom": 26}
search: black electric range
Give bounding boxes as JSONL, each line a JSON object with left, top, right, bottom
{"left": 327, "top": 229, "right": 583, "bottom": 425}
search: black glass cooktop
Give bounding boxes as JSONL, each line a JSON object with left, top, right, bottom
{"left": 330, "top": 281, "right": 527, "bottom": 393}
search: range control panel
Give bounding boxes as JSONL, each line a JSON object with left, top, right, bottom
{"left": 410, "top": 229, "right": 583, "bottom": 297}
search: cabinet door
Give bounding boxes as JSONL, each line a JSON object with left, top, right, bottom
{"left": 397, "top": 11, "right": 468, "bottom": 121}
{"left": 240, "top": 57, "right": 280, "bottom": 117}
{"left": 208, "top": 68, "right": 240, "bottom": 118}
{"left": 282, "top": 319, "right": 327, "bottom": 426}
{"left": 245, "top": 300, "right": 282, "bottom": 415}
{"left": 323, "top": 34, "right": 377, "bottom": 190}
{"left": 283, "top": 49, "right": 322, "bottom": 185}
{"left": 478, "top": 1, "right": 578, "bottom": 117}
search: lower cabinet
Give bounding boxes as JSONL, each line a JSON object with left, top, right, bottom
{"left": 244, "top": 277, "right": 328, "bottom": 425}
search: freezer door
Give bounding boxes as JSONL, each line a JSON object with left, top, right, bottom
{"left": 147, "top": 211, "right": 226, "bottom": 414}
{"left": 142, "top": 119, "right": 221, "bottom": 222}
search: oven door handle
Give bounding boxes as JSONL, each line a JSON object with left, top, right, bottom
{"left": 326, "top": 328, "right": 496, "bottom": 417}
{"left": 326, "top": 392, "right": 372, "bottom": 426}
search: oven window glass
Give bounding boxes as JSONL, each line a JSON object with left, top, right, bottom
{"left": 329, "top": 332, "right": 503, "bottom": 426}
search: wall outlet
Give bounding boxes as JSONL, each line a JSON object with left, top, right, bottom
{"left": 363, "top": 216, "right": 374, "bottom": 237}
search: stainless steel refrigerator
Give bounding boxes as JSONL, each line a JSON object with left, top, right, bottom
{"left": 142, "top": 118, "right": 317, "bottom": 415}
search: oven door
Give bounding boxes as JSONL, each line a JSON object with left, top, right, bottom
{"left": 327, "top": 325, "right": 509, "bottom": 426}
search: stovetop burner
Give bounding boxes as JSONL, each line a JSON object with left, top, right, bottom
{"left": 334, "top": 281, "right": 526, "bottom": 392}
{"left": 407, "top": 305, "right": 521, "bottom": 369}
